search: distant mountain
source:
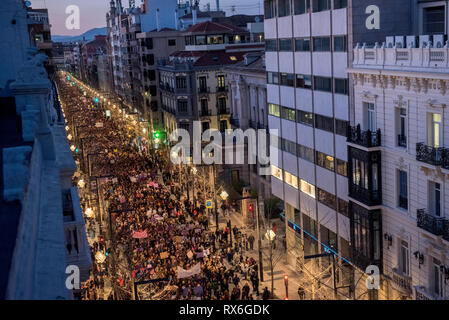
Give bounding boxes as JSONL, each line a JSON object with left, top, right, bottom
{"left": 52, "top": 27, "right": 107, "bottom": 43}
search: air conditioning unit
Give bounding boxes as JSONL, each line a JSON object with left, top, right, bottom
{"left": 419, "top": 35, "right": 430, "bottom": 48}
{"left": 406, "top": 35, "right": 418, "bottom": 48}
{"left": 395, "top": 36, "right": 405, "bottom": 48}
{"left": 433, "top": 34, "right": 445, "bottom": 48}
{"left": 386, "top": 36, "right": 395, "bottom": 48}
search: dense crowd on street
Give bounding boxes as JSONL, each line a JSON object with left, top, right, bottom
{"left": 57, "top": 73, "right": 270, "bottom": 300}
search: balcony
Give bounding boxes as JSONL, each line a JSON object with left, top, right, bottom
{"left": 217, "top": 107, "right": 230, "bottom": 115}
{"left": 198, "top": 87, "right": 210, "bottom": 94}
{"left": 416, "top": 142, "right": 449, "bottom": 169}
{"left": 347, "top": 125, "right": 381, "bottom": 148}
{"left": 230, "top": 117, "right": 240, "bottom": 127}
{"left": 200, "top": 109, "right": 211, "bottom": 117}
{"left": 417, "top": 209, "right": 449, "bottom": 241}
{"left": 414, "top": 286, "right": 441, "bottom": 300}
{"left": 391, "top": 268, "right": 412, "bottom": 296}
{"left": 397, "top": 134, "right": 407, "bottom": 147}
{"left": 216, "top": 85, "right": 228, "bottom": 93}
{"left": 63, "top": 187, "right": 92, "bottom": 283}
{"left": 348, "top": 183, "right": 382, "bottom": 207}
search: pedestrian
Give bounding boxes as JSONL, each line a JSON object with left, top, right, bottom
{"left": 262, "top": 287, "right": 270, "bottom": 300}
{"left": 248, "top": 235, "right": 255, "bottom": 250}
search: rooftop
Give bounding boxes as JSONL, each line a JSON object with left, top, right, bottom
{"left": 183, "top": 21, "right": 248, "bottom": 35}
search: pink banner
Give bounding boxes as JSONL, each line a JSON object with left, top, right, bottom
{"left": 132, "top": 230, "right": 148, "bottom": 239}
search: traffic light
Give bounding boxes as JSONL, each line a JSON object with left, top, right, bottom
{"left": 248, "top": 203, "right": 253, "bottom": 213}
{"left": 99, "top": 236, "right": 104, "bottom": 243}
{"left": 153, "top": 131, "right": 160, "bottom": 139}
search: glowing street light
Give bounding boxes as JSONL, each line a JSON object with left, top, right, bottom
{"left": 95, "top": 251, "right": 106, "bottom": 264}
{"left": 77, "top": 179, "right": 85, "bottom": 188}
{"left": 84, "top": 207, "right": 94, "bottom": 218}
{"left": 67, "top": 134, "right": 72, "bottom": 140}
{"left": 70, "top": 145, "right": 76, "bottom": 152}
{"left": 220, "top": 190, "right": 229, "bottom": 201}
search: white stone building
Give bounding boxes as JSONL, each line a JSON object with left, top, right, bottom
{"left": 0, "top": 0, "right": 91, "bottom": 300}
{"left": 348, "top": 41, "right": 449, "bottom": 300}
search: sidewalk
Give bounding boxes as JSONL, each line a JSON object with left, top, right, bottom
{"left": 215, "top": 209, "right": 306, "bottom": 300}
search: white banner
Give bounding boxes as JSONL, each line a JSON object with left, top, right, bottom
{"left": 177, "top": 263, "right": 201, "bottom": 279}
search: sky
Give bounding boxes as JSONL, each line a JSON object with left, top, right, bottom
{"left": 30, "top": 0, "right": 264, "bottom": 36}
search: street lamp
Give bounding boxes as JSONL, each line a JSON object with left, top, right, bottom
{"left": 85, "top": 207, "right": 94, "bottom": 218}
{"left": 95, "top": 251, "right": 106, "bottom": 264}
{"left": 70, "top": 145, "right": 76, "bottom": 152}
{"left": 220, "top": 190, "right": 229, "bottom": 201}
{"left": 67, "top": 134, "right": 73, "bottom": 141}
{"left": 77, "top": 179, "right": 85, "bottom": 188}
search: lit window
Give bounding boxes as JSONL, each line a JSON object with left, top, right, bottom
{"left": 284, "top": 171, "right": 298, "bottom": 189}
{"left": 300, "top": 179, "right": 315, "bottom": 198}
{"left": 271, "top": 165, "right": 283, "bottom": 181}
{"left": 230, "top": 56, "right": 237, "bottom": 61}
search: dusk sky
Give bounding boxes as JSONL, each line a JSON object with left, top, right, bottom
{"left": 30, "top": 0, "right": 263, "bottom": 36}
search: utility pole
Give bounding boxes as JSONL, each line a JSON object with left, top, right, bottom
{"left": 256, "top": 195, "right": 264, "bottom": 282}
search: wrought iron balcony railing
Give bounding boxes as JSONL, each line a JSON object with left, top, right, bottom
{"left": 198, "top": 86, "right": 210, "bottom": 94}
{"left": 348, "top": 183, "right": 381, "bottom": 207}
{"left": 397, "top": 134, "right": 407, "bottom": 147}
{"left": 416, "top": 142, "right": 445, "bottom": 166}
{"left": 216, "top": 85, "right": 228, "bottom": 92}
{"left": 347, "top": 124, "right": 381, "bottom": 148}
{"left": 416, "top": 209, "right": 449, "bottom": 241}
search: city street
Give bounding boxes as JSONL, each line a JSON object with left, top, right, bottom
{"left": 58, "top": 72, "right": 280, "bottom": 300}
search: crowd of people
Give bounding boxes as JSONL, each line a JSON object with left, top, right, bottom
{"left": 57, "top": 73, "right": 270, "bottom": 301}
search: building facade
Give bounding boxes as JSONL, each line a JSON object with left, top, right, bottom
{"left": 348, "top": 38, "right": 449, "bottom": 300}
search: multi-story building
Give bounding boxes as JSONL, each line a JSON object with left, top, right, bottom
{"left": 225, "top": 52, "right": 272, "bottom": 200}
{"left": 26, "top": 7, "right": 52, "bottom": 58}
{"left": 0, "top": 0, "right": 90, "bottom": 299}
{"left": 137, "top": 28, "right": 186, "bottom": 130}
{"left": 348, "top": 35, "right": 449, "bottom": 301}
{"left": 264, "top": 0, "right": 448, "bottom": 299}
{"left": 80, "top": 35, "right": 108, "bottom": 90}
{"left": 158, "top": 21, "right": 263, "bottom": 138}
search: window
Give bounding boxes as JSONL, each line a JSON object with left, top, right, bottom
{"left": 398, "top": 170, "right": 408, "bottom": 210}
{"left": 429, "top": 181, "right": 441, "bottom": 217}
{"left": 264, "top": 0, "right": 277, "bottom": 19}
{"left": 280, "top": 73, "right": 294, "bottom": 87}
{"left": 267, "top": 72, "right": 279, "bottom": 84}
{"left": 201, "top": 121, "right": 210, "bottom": 133}
{"left": 217, "top": 75, "right": 225, "bottom": 88}
{"left": 352, "top": 158, "right": 368, "bottom": 190}
{"left": 272, "top": 165, "right": 283, "bottom": 180}
{"left": 397, "top": 108, "right": 407, "bottom": 147}
{"left": 196, "top": 35, "right": 206, "bottom": 45}
{"left": 217, "top": 97, "right": 227, "bottom": 113}
{"left": 268, "top": 103, "right": 280, "bottom": 117}
{"left": 177, "top": 100, "right": 188, "bottom": 113}
{"left": 364, "top": 102, "right": 376, "bottom": 132}
{"left": 314, "top": 76, "right": 332, "bottom": 92}
{"left": 336, "top": 119, "right": 348, "bottom": 136}
{"left": 279, "top": 38, "right": 293, "bottom": 51}
{"left": 294, "top": 0, "right": 310, "bottom": 15}
{"left": 199, "top": 76, "right": 207, "bottom": 91}
{"left": 295, "top": 38, "right": 310, "bottom": 51}
{"left": 335, "top": 78, "right": 348, "bottom": 95}
{"left": 312, "top": 0, "right": 331, "bottom": 12}
{"left": 333, "top": 0, "right": 347, "bottom": 9}
{"left": 220, "top": 120, "right": 228, "bottom": 132}
{"left": 145, "top": 37, "right": 153, "bottom": 50}
{"left": 337, "top": 198, "right": 349, "bottom": 217}
{"left": 284, "top": 171, "right": 299, "bottom": 189}
{"left": 317, "top": 188, "right": 336, "bottom": 209}
{"left": 168, "top": 39, "right": 176, "bottom": 46}
{"left": 316, "top": 151, "right": 335, "bottom": 171}
{"left": 265, "top": 39, "right": 277, "bottom": 51}
{"left": 297, "top": 110, "right": 313, "bottom": 126}
{"left": 427, "top": 113, "right": 442, "bottom": 148}
{"left": 336, "top": 159, "right": 347, "bottom": 177}
{"left": 300, "top": 179, "right": 316, "bottom": 198}
{"left": 148, "top": 70, "right": 156, "bottom": 81}
{"left": 423, "top": 6, "right": 445, "bottom": 34}
{"left": 432, "top": 257, "right": 443, "bottom": 297}
{"left": 176, "top": 76, "right": 187, "bottom": 89}
{"left": 281, "top": 106, "right": 296, "bottom": 121}
{"left": 278, "top": 0, "right": 291, "bottom": 17}
{"left": 298, "top": 144, "right": 314, "bottom": 163}
{"left": 282, "top": 138, "right": 297, "bottom": 155}
{"left": 296, "top": 74, "right": 312, "bottom": 89}
{"left": 315, "top": 114, "right": 334, "bottom": 132}
{"left": 313, "top": 37, "right": 331, "bottom": 51}
{"left": 334, "top": 35, "right": 347, "bottom": 52}
{"left": 399, "top": 240, "right": 409, "bottom": 276}
{"left": 147, "top": 54, "right": 155, "bottom": 65}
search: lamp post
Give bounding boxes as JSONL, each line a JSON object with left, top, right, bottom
{"left": 220, "top": 190, "right": 230, "bottom": 245}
